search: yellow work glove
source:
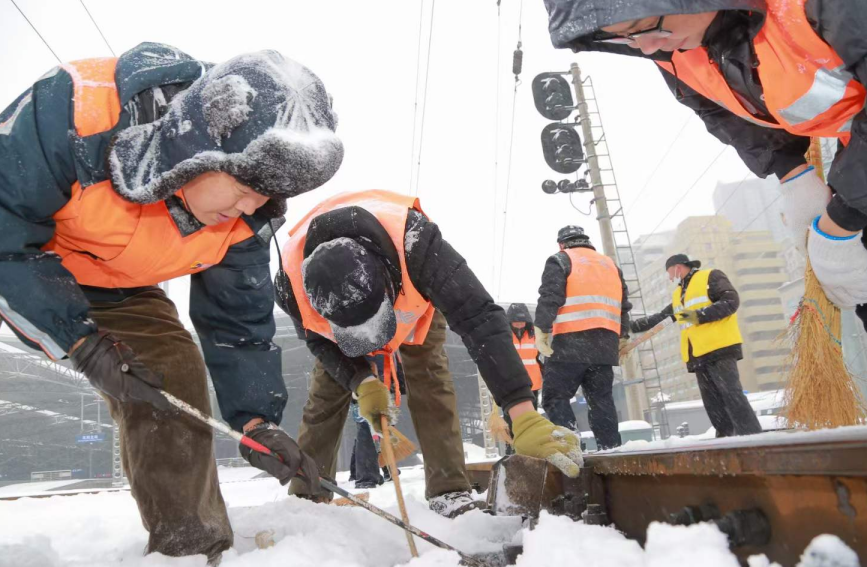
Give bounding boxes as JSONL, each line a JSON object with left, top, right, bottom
{"left": 356, "top": 378, "right": 391, "bottom": 434}
{"left": 511, "top": 411, "right": 583, "bottom": 478}
{"left": 676, "top": 310, "right": 700, "bottom": 326}
{"left": 534, "top": 326, "right": 554, "bottom": 357}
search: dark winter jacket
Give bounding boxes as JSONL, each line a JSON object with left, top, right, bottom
{"left": 277, "top": 210, "right": 536, "bottom": 411}
{"left": 631, "top": 268, "right": 743, "bottom": 371}
{"left": 534, "top": 243, "right": 632, "bottom": 366}
{"left": 0, "top": 43, "right": 305, "bottom": 431}
{"left": 544, "top": 0, "right": 867, "bottom": 231}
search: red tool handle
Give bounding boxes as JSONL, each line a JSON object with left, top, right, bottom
{"left": 240, "top": 434, "right": 281, "bottom": 460}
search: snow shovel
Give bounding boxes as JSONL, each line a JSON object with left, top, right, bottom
{"left": 159, "top": 390, "right": 502, "bottom": 567}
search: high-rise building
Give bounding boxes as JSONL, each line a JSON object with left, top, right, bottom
{"left": 713, "top": 176, "right": 805, "bottom": 282}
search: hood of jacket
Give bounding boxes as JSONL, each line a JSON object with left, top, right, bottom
{"left": 507, "top": 302, "right": 533, "bottom": 324}
{"left": 543, "top": 0, "right": 765, "bottom": 57}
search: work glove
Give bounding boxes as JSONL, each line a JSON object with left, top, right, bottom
{"left": 780, "top": 166, "right": 831, "bottom": 254}
{"left": 488, "top": 403, "right": 513, "bottom": 445}
{"left": 240, "top": 422, "right": 320, "bottom": 492}
{"left": 511, "top": 411, "right": 583, "bottom": 478}
{"left": 70, "top": 331, "right": 170, "bottom": 411}
{"left": 534, "top": 326, "right": 554, "bottom": 357}
{"left": 675, "top": 310, "right": 700, "bottom": 326}
{"left": 618, "top": 337, "right": 630, "bottom": 356}
{"left": 356, "top": 378, "right": 393, "bottom": 434}
{"left": 808, "top": 217, "right": 867, "bottom": 308}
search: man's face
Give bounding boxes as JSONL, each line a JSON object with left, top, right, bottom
{"left": 600, "top": 12, "right": 718, "bottom": 55}
{"left": 667, "top": 265, "right": 686, "bottom": 283}
{"left": 511, "top": 322, "right": 525, "bottom": 330}
{"left": 180, "top": 171, "right": 269, "bottom": 226}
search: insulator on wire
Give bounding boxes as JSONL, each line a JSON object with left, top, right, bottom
{"left": 512, "top": 43, "right": 523, "bottom": 77}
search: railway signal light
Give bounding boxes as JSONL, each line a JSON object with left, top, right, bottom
{"left": 532, "top": 73, "right": 574, "bottom": 121}
{"left": 541, "top": 123, "right": 584, "bottom": 174}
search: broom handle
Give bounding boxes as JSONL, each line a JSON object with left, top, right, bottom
{"left": 620, "top": 319, "right": 672, "bottom": 356}
{"left": 157, "top": 391, "right": 485, "bottom": 565}
{"left": 382, "top": 415, "right": 418, "bottom": 558}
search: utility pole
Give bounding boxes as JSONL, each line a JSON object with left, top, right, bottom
{"left": 570, "top": 62, "right": 616, "bottom": 260}
{"left": 567, "top": 62, "right": 670, "bottom": 438}
{"left": 532, "top": 62, "right": 671, "bottom": 438}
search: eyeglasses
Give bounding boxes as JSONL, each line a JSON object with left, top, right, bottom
{"left": 592, "top": 16, "right": 671, "bottom": 45}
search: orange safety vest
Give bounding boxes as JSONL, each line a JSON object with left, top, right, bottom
{"left": 283, "top": 190, "right": 436, "bottom": 354}
{"left": 42, "top": 58, "right": 253, "bottom": 289}
{"left": 512, "top": 332, "right": 542, "bottom": 391}
{"left": 552, "top": 248, "right": 622, "bottom": 336}
{"left": 657, "top": 0, "right": 865, "bottom": 143}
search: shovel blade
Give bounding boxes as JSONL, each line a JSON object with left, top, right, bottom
{"left": 486, "top": 454, "right": 564, "bottom": 517}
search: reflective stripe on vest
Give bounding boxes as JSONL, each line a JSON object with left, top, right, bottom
{"left": 282, "top": 190, "right": 436, "bottom": 351}
{"left": 42, "top": 58, "right": 253, "bottom": 289}
{"left": 512, "top": 332, "right": 542, "bottom": 391}
{"left": 553, "top": 247, "right": 622, "bottom": 336}
{"left": 656, "top": 0, "right": 865, "bottom": 143}
{"left": 672, "top": 269, "right": 743, "bottom": 361}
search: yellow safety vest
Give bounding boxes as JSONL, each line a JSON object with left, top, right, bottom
{"left": 672, "top": 269, "right": 742, "bottom": 362}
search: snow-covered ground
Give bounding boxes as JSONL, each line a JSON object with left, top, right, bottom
{"left": 0, "top": 463, "right": 859, "bottom": 567}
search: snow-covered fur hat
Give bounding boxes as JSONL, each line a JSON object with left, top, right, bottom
{"left": 109, "top": 50, "right": 343, "bottom": 218}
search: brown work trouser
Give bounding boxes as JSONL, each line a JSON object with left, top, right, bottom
{"left": 89, "top": 288, "right": 233, "bottom": 560}
{"left": 290, "top": 310, "right": 470, "bottom": 500}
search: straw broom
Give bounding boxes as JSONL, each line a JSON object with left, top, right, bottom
{"left": 784, "top": 138, "right": 866, "bottom": 429}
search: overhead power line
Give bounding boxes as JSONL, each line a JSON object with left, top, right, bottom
{"left": 80, "top": 0, "right": 115, "bottom": 57}
{"left": 10, "top": 0, "right": 61, "bottom": 63}
{"left": 412, "top": 0, "right": 437, "bottom": 197}
{"left": 494, "top": 0, "right": 525, "bottom": 299}
{"left": 625, "top": 116, "right": 691, "bottom": 215}
{"left": 634, "top": 145, "right": 729, "bottom": 252}
{"left": 407, "top": 0, "right": 425, "bottom": 194}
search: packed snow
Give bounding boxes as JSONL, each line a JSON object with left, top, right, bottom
{"left": 601, "top": 424, "right": 867, "bottom": 455}
{"left": 0, "top": 461, "right": 858, "bottom": 567}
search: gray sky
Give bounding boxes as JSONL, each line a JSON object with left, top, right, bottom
{"left": 0, "top": 0, "right": 753, "bottom": 330}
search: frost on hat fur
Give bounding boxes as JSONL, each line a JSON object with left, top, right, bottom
{"left": 109, "top": 50, "right": 343, "bottom": 218}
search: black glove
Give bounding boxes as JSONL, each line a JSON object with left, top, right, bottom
{"left": 240, "top": 423, "right": 321, "bottom": 492}
{"left": 70, "top": 331, "right": 170, "bottom": 411}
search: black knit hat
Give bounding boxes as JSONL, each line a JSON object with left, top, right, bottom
{"left": 665, "top": 253, "right": 701, "bottom": 270}
{"left": 301, "top": 238, "right": 397, "bottom": 357}
{"left": 557, "top": 225, "right": 590, "bottom": 245}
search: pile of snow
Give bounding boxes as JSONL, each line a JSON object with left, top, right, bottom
{"left": 618, "top": 420, "right": 652, "bottom": 432}
{"left": 0, "top": 464, "right": 859, "bottom": 566}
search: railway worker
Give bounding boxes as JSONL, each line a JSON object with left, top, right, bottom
{"left": 534, "top": 226, "right": 631, "bottom": 450}
{"left": 274, "top": 189, "right": 584, "bottom": 517}
{"left": 507, "top": 302, "right": 543, "bottom": 405}
{"left": 542, "top": 0, "right": 867, "bottom": 319}
{"left": 0, "top": 42, "right": 342, "bottom": 563}
{"left": 630, "top": 255, "right": 762, "bottom": 437}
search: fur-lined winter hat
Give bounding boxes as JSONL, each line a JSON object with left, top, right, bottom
{"left": 109, "top": 49, "right": 343, "bottom": 218}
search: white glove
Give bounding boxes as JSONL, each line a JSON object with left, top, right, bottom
{"left": 780, "top": 166, "right": 831, "bottom": 254}
{"left": 808, "top": 217, "right": 867, "bottom": 308}
{"left": 534, "top": 326, "right": 554, "bottom": 357}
